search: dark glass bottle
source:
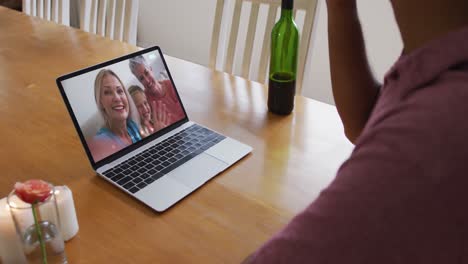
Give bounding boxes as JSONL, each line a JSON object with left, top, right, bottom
{"left": 268, "top": 0, "right": 299, "bottom": 115}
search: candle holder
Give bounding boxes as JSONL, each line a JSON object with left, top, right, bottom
{"left": 0, "top": 198, "right": 27, "bottom": 263}
{"left": 7, "top": 186, "right": 68, "bottom": 264}
{"left": 54, "top": 186, "right": 79, "bottom": 241}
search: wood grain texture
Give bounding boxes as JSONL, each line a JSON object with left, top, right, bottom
{"left": 0, "top": 7, "right": 353, "bottom": 263}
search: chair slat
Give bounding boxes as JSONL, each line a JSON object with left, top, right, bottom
{"left": 210, "top": 0, "right": 317, "bottom": 93}
{"left": 61, "top": 0, "right": 69, "bottom": 25}
{"left": 105, "top": 0, "right": 116, "bottom": 39}
{"left": 21, "top": 0, "right": 69, "bottom": 25}
{"left": 241, "top": 2, "right": 259, "bottom": 79}
{"left": 79, "top": 0, "right": 90, "bottom": 31}
{"left": 245, "top": 0, "right": 308, "bottom": 9}
{"left": 89, "top": 0, "right": 98, "bottom": 33}
{"left": 58, "top": 0, "right": 62, "bottom": 23}
{"left": 294, "top": 0, "right": 309, "bottom": 10}
{"left": 96, "top": 0, "right": 107, "bottom": 36}
{"left": 78, "top": 0, "right": 138, "bottom": 44}
{"left": 22, "top": 0, "right": 30, "bottom": 14}
{"left": 209, "top": 0, "right": 225, "bottom": 69}
{"left": 44, "top": 0, "right": 51, "bottom": 20}
{"left": 51, "top": 0, "right": 58, "bottom": 23}
{"left": 296, "top": 0, "right": 317, "bottom": 94}
{"left": 23, "top": 0, "right": 136, "bottom": 43}
{"left": 31, "top": 0, "right": 37, "bottom": 16}
{"left": 224, "top": 0, "right": 242, "bottom": 74}
{"left": 37, "top": 0, "right": 44, "bottom": 18}
{"left": 245, "top": 0, "right": 278, "bottom": 4}
{"left": 258, "top": 4, "right": 277, "bottom": 83}
{"left": 123, "top": 0, "right": 138, "bottom": 44}
{"left": 113, "top": 0, "right": 125, "bottom": 41}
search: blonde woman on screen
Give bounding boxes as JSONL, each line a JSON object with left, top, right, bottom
{"left": 88, "top": 69, "right": 142, "bottom": 161}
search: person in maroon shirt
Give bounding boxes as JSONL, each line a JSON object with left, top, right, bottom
{"left": 129, "top": 55, "right": 185, "bottom": 132}
{"left": 246, "top": 0, "right": 468, "bottom": 263}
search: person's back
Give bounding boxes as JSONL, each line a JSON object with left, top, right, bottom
{"left": 245, "top": 0, "right": 468, "bottom": 263}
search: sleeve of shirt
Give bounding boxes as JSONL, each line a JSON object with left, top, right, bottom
{"left": 248, "top": 84, "right": 464, "bottom": 263}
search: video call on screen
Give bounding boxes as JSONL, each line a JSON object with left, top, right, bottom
{"left": 61, "top": 50, "right": 185, "bottom": 162}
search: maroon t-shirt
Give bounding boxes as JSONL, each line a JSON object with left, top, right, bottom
{"left": 250, "top": 26, "right": 468, "bottom": 263}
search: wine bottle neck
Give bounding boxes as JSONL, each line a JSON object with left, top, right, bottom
{"left": 280, "top": 9, "right": 293, "bottom": 19}
{"left": 281, "top": 0, "right": 293, "bottom": 10}
{"left": 281, "top": 0, "right": 294, "bottom": 18}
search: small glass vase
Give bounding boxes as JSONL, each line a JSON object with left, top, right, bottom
{"left": 7, "top": 187, "right": 68, "bottom": 264}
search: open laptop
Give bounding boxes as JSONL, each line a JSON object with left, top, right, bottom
{"left": 56, "top": 46, "right": 252, "bottom": 212}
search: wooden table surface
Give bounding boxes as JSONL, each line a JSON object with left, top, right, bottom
{"left": 0, "top": 7, "right": 353, "bottom": 263}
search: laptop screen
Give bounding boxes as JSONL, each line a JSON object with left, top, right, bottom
{"left": 57, "top": 47, "right": 187, "bottom": 166}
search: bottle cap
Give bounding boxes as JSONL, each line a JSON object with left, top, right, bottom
{"left": 282, "top": 0, "right": 293, "bottom": 9}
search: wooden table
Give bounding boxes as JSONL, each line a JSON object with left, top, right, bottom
{"left": 0, "top": 7, "right": 353, "bottom": 263}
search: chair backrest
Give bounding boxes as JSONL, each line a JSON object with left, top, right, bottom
{"left": 22, "top": 0, "right": 70, "bottom": 26}
{"left": 79, "top": 0, "right": 139, "bottom": 45}
{"left": 209, "top": 0, "right": 317, "bottom": 94}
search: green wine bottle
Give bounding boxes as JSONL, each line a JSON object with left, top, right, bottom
{"left": 268, "top": 0, "right": 299, "bottom": 115}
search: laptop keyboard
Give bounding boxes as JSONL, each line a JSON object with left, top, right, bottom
{"left": 102, "top": 124, "right": 226, "bottom": 193}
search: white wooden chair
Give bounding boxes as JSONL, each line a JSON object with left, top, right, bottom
{"left": 79, "top": 0, "right": 139, "bottom": 45}
{"left": 209, "top": 0, "right": 317, "bottom": 94}
{"left": 22, "top": 0, "right": 70, "bottom": 26}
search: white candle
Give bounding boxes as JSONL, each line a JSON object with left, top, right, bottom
{"left": 0, "top": 198, "right": 27, "bottom": 264}
{"left": 55, "top": 186, "right": 79, "bottom": 241}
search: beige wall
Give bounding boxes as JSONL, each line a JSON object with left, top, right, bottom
{"left": 302, "top": 0, "right": 403, "bottom": 104}
{"left": 137, "top": 0, "right": 216, "bottom": 66}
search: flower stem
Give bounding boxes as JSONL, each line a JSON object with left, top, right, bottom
{"left": 32, "top": 203, "right": 48, "bottom": 264}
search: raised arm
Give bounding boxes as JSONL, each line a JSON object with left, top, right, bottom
{"left": 326, "top": 1, "right": 380, "bottom": 143}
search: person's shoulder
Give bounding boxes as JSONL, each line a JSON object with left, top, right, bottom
{"left": 434, "top": 62, "right": 468, "bottom": 92}
{"left": 161, "top": 79, "right": 173, "bottom": 86}
{"left": 88, "top": 131, "right": 115, "bottom": 150}
{"left": 405, "top": 63, "right": 468, "bottom": 113}
{"left": 161, "top": 79, "right": 175, "bottom": 92}
{"left": 162, "top": 80, "right": 180, "bottom": 100}
{"left": 354, "top": 63, "right": 468, "bottom": 165}
{"left": 369, "top": 62, "right": 468, "bottom": 129}
{"left": 96, "top": 127, "right": 111, "bottom": 137}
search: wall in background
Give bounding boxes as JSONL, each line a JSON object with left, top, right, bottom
{"left": 137, "top": 0, "right": 403, "bottom": 105}
{"left": 303, "top": 0, "right": 402, "bottom": 104}
{"left": 138, "top": 0, "right": 216, "bottom": 66}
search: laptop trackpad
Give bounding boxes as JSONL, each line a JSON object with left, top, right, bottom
{"left": 168, "top": 153, "right": 228, "bottom": 189}
{"left": 135, "top": 175, "right": 192, "bottom": 212}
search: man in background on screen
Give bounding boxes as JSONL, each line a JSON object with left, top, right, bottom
{"left": 244, "top": 0, "right": 468, "bottom": 263}
{"left": 129, "top": 55, "right": 185, "bottom": 126}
